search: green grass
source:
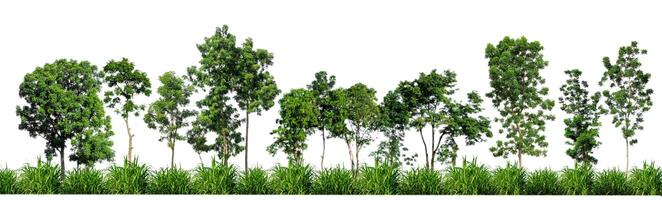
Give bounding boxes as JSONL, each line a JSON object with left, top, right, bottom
{"left": 628, "top": 162, "right": 662, "bottom": 195}
{"left": 0, "top": 168, "right": 17, "bottom": 194}
{"left": 104, "top": 159, "right": 150, "bottom": 194}
{"left": 235, "top": 167, "right": 271, "bottom": 194}
{"left": 559, "top": 164, "right": 594, "bottom": 195}
{"left": 16, "top": 160, "right": 60, "bottom": 194}
{"left": 593, "top": 169, "right": 629, "bottom": 195}
{"left": 490, "top": 163, "right": 525, "bottom": 195}
{"left": 525, "top": 168, "right": 561, "bottom": 195}
{"left": 398, "top": 168, "right": 442, "bottom": 195}
{"left": 311, "top": 166, "right": 354, "bottom": 194}
{"left": 191, "top": 161, "right": 237, "bottom": 194}
{"left": 147, "top": 167, "right": 191, "bottom": 194}
{"left": 60, "top": 167, "right": 106, "bottom": 194}
{"left": 354, "top": 163, "right": 399, "bottom": 194}
{"left": 443, "top": 159, "right": 492, "bottom": 195}
{"left": 269, "top": 164, "right": 314, "bottom": 194}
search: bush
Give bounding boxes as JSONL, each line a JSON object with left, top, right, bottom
{"left": 236, "top": 167, "right": 270, "bottom": 194}
{"left": 525, "top": 168, "right": 561, "bottom": 195}
{"left": 105, "top": 159, "right": 150, "bottom": 194}
{"left": 269, "top": 164, "right": 314, "bottom": 194}
{"left": 60, "top": 167, "right": 106, "bottom": 194}
{"left": 398, "top": 168, "right": 442, "bottom": 195}
{"left": 593, "top": 169, "right": 629, "bottom": 195}
{"left": 0, "top": 168, "right": 17, "bottom": 194}
{"left": 311, "top": 167, "right": 354, "bottom": 194}
{"left": 147, "top": 167, "right": 191, "bottom": 194}
{"left": 191, "top": 162, "right": 237, "bottom": 194}
{"left": 16, "top": 160, "right": 61, "bottom": 194}
{"left": 444, "top": 160, "right": 492, "bottom": 195}
{"left": 628, "top": 162, "right": 662, "bottom": 195}
{"left": 490, "top": 163, "right": 525, "bottom": 195}
{"left": 559, "top": 164, "right": 593, "bottom": 195}
{"left": 354, "top": 164, "right": 399, "bottom": 194}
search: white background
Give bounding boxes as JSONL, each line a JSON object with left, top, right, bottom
{"left": 0, "top": 0, "right": 660, "bottom": 172}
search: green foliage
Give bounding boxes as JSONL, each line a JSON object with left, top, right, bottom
{"left": 0, "top": 168, "right": 17, "bottom": 194}
{"left": 60, "top": 167, "right": 106, "bottom": 194}
{"left": 16, "top": 160, "right": 61, "bottom": 194}
{"left": 307, "top": 71, "right": 337, "bottom": 168}
{"left": 444, "top": 159, "right": 492, "bottom": 195}
{"left": 105, "top": 159, "right": 149, "bottom": 194}
{"left": 147, "top": 167, "right": 191, "bottom": 194}
{"left": 485, "top": 36, "right": 555, "bottom": 166}
{"left": 311, "top": 167, "right": 354, "bottom": 194}
{"left": 398, "top": 168, "right": 442, "bottom": 195}
{"left": 593, "top": 169, "right": 629, "bottom": 195}
{"left": 268, "top": 88, "right": 318, "bottom": 164}
{"left": 191, "top": 161, "right": 237, "bottom": 194}
{"left": 235, "top": 167, "right": 270, "bottom": 194}
{"left": 354, "top": 164, "right": 399, "bottom": 195}
{"left": 524, "top": 168, "right": 561, "bottom": 195}
{"left": 269, "top": 164, "right": 313, "bottom": 194}
{"left": 628, "top": 162, "right": 662, "bottom": 195}
{"left": 559, "top": 164, "right": 594, "bottom": 195}
{"left": 102, "top": 58, "right": 152, "bottom": 118}
{"left": 490, "top": 163, "right": 525, "bottom": 195}
{"left": 372, "top": 90, "right": 413, "bottom": 167}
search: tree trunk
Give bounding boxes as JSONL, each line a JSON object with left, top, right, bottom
{"left": 418, "top": 129, "right": 429, "bottom": 168}
{"left": 244, "top": 110, "right": 250, "bottom": 172}
{"left": 355, "top": 141, "right": 360, "bottom": 171}
{"left": 59, "top": 146, "right": 65, "bottom": 180}
{"left": 321, "top": 129, "right": 326, "bottom": 169}
{"left": 346, "top": 140, "right": 355, "bottom": 174}
{"left": 198, "top": 153, "right": 204, "bottom": 167}
{"left": 124, "top": 118, "right": 133, "bottom": 162}
{"left": 170, "top": 135, "right": 176, "bottom": 168}
{"left": 222, "top": 128, "right": 229, "bottom": 166}
{"left": 430, "top": 125, "right": 436, "bottom": 170}
{"left": 518, "top": 151, "right": 523, "bottom": 168}
{"left": 625, "top": 138, "right": 630, "bottom": 172}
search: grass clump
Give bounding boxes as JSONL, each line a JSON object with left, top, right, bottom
{"left": 398, "top": 168, "right": 442, "bottom": 195}
{"left": 444, "top": 159, "right": 492, "bottom": 195}
{"left": 525, "top": 168, "right": 561, "bottom": 195}
{"left": 236, "top": 167, "right": 270, "bottom": 194}
{"left": 593, "top": 169, "right": 629, "bottom": 195}
{"left": 0, "top": 168, "right": 17, "bottom": 194}
{"left": 16, "top": 160, "right": 61, "bottom": 194}
{"left": 191, "top": 161, "right": 237, "bottom": 194}
{"left": 311, "top": 166, "right": 354, "bottom": 194}
{"left": 354, "top": 164, "right": 399, "bottom": 194}
{"left": 269, "top": 164, "right": 314, "bottom": 194}
{"left": 60, "top": 167, "right": 106, "bottom": 194}
{"left": 628, "top": 162, "right": 662, "bottom": 195}
{"left": 105, "top": 159, "right": 150, "bottom": 194}
{"left": 490, "top": 163, "right": 525, "bottom": 195}
{"left": 147, "top": 167, "right": 191, "bottom": 194}
{"left": 559, "top": 164, "right": 593, "bottom": 195}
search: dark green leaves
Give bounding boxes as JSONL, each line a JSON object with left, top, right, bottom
{"left": 102, "top": 58, "right": 152, "bottom": 118}
{"left": 268, "top": 88, "right": 319, "bottom": 164}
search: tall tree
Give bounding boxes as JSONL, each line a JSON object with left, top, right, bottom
{"left": 485, "top": 36, "right": 555, "bottom": 167}
{"left": 16, "top": 59, "right": 115, "bottom": 179}
{"left": 197, "top": 25, "right": 280, "bottom": 171}
{"left": 102, "top": 58, "right": 152, "bottom": 162}
{"left": 268, "top": 88, "right": 318, "bottom": 165}
{"left": 306, "top": 71, "right": 336, "bottom": 168}
{"left": 559, "top": 69, "right": 604, "bottom": 165}
{"left": 143, "top": 71, "right": 196, "bottom": 168}
{"left": 371, "top": 90, "right": 416, "bottom": 167}
{"left": 599, "top": 41, "right": 654, "bottom": 171}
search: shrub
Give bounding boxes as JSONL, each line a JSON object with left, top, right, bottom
{"left": 490, "top": 163, "right": 525, "bottom": 195}
{"left": 147, "top": 167, "right": 191, "bottom": 194}
{"left": 525, "top": 168, "right": 561, "bottom": 195}
{"left": 105, "top": 159, "right": 150, "bottom": 194}
{"left": 60, "top": 167, "right": 106, "bottom": 194}
{"left": 354, "top": 164, "right": 399, "bottom": 194}
{"left": 593, "top": 169, "right": 629, "bottom": 195}
{"left": 311, "top": 167, "right": 354, "bottom": 194}
{"left": 559, "top": 164, "right": 593, "bottom": 195}
{"left": 16, "top": 160, "right": 61, "bottom": 194}
{"left": 191, "top": 162, "right": 237, "bottom": 194}
{"left": 0, "top": 168, "right": 17, "bottom": 194}
{"left": 236, "top": 167, "right": 270, "bottom": 194}
{"left": 269, "top": 164, "right": 314, "bottom": 194}
{"left": 443, "top": 160, "right": 492, "bottom": 195}
{"left": 398, "top": 168, "right": 442, "bottom": 195}
{"left": 628, "top": 162, "right": 662, "bottom": 195}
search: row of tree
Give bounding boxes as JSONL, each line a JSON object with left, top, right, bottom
{"left": 15, "top": 25, "right": 654, "bottom": 180}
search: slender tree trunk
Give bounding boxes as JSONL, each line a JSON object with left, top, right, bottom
{"left": 244, "top": 109, "right": 250, "bottom": 172}
{"left": 124, "top": 118, "right": 134, "bottom": 162}
{"left": 418, "top": 129, "right": 429, "bottom": 168}
{"left": 170, "top": 135, "right": 176, "bottom": 168}
{"left": 515, "top": 123, "right": 523, "bottom": 168}
{"left": 518, "top": 151, "right": 523, "bottom": 168}
{"left": 625, "top": 138, "right": 630, "bottom": 172}
{"left": 346, "top": 140, "right": 355, "bottom": 174}
{"left": 431, "top": 125, "right": 436, "bottom": 170}
{"left": 355, "top": 141, "right": 360, "bottom": 171}
{"left": 321, "top": 129, "right": 326, "bottom": 169}
{"left": 222, "top": 128, "right": 229, "bottom": 166}
{"left": 198, "top": 153, "right": 204, "bottom": 167}
{"left": 59, "top": 146, "right": 65, "bottom": 180}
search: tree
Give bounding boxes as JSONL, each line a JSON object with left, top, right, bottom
{"left": 16, "top": 59, "right": 115, "bottom": 179}
{"left": 143, "top": 71, "right": 196, "bottom": 168}
{"left": 197, "top": 25, "right": 280, "bottom": 171}
{"left": 268, "top": 88, "right": 318, "bottom": 165}
{"left": 559, "top": 69, "right": 604, "bottom": 165}
{"left": 370, "top": 90, "right": 417, "bottom": 167}
{"left": 485, "top": 36, "right": 555, "bottom": 167}
{"left": 102, "top": 58, "right": 152, "bottom": 162}
{"left": 599, "top": 41, "right": 654, "bottom": 171}
{"left": 306, "top": 71, "right": 336, "bottom": 168}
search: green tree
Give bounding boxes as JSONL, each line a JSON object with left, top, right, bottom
{"left": 102, "top": 58, "right": 152, "bottom": 162}
{"left": 306, "top": 71, "right": 336, "bottom": 168}
{"left": 371, "top": 90, "right": 416, "bottom": 167}
{"left": 559, "top": 69, "right": 605, "bottom": 165}
{"left": 268, "top": 88, "right": 319, "bottom": 165}
{"left": 197, "top": 25, "right": 280, "bottom": 171}
{"left": 599, "top": 41, "right": 654, "bottom": 171}
{"left": 16, "top": 59, "right": 115, "bottom": 179}
{"left": 485, "top": 36, "right": 555, "bottom": 167}
{"left": 143, "top": 71, "right": 196, "bottom": 168}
